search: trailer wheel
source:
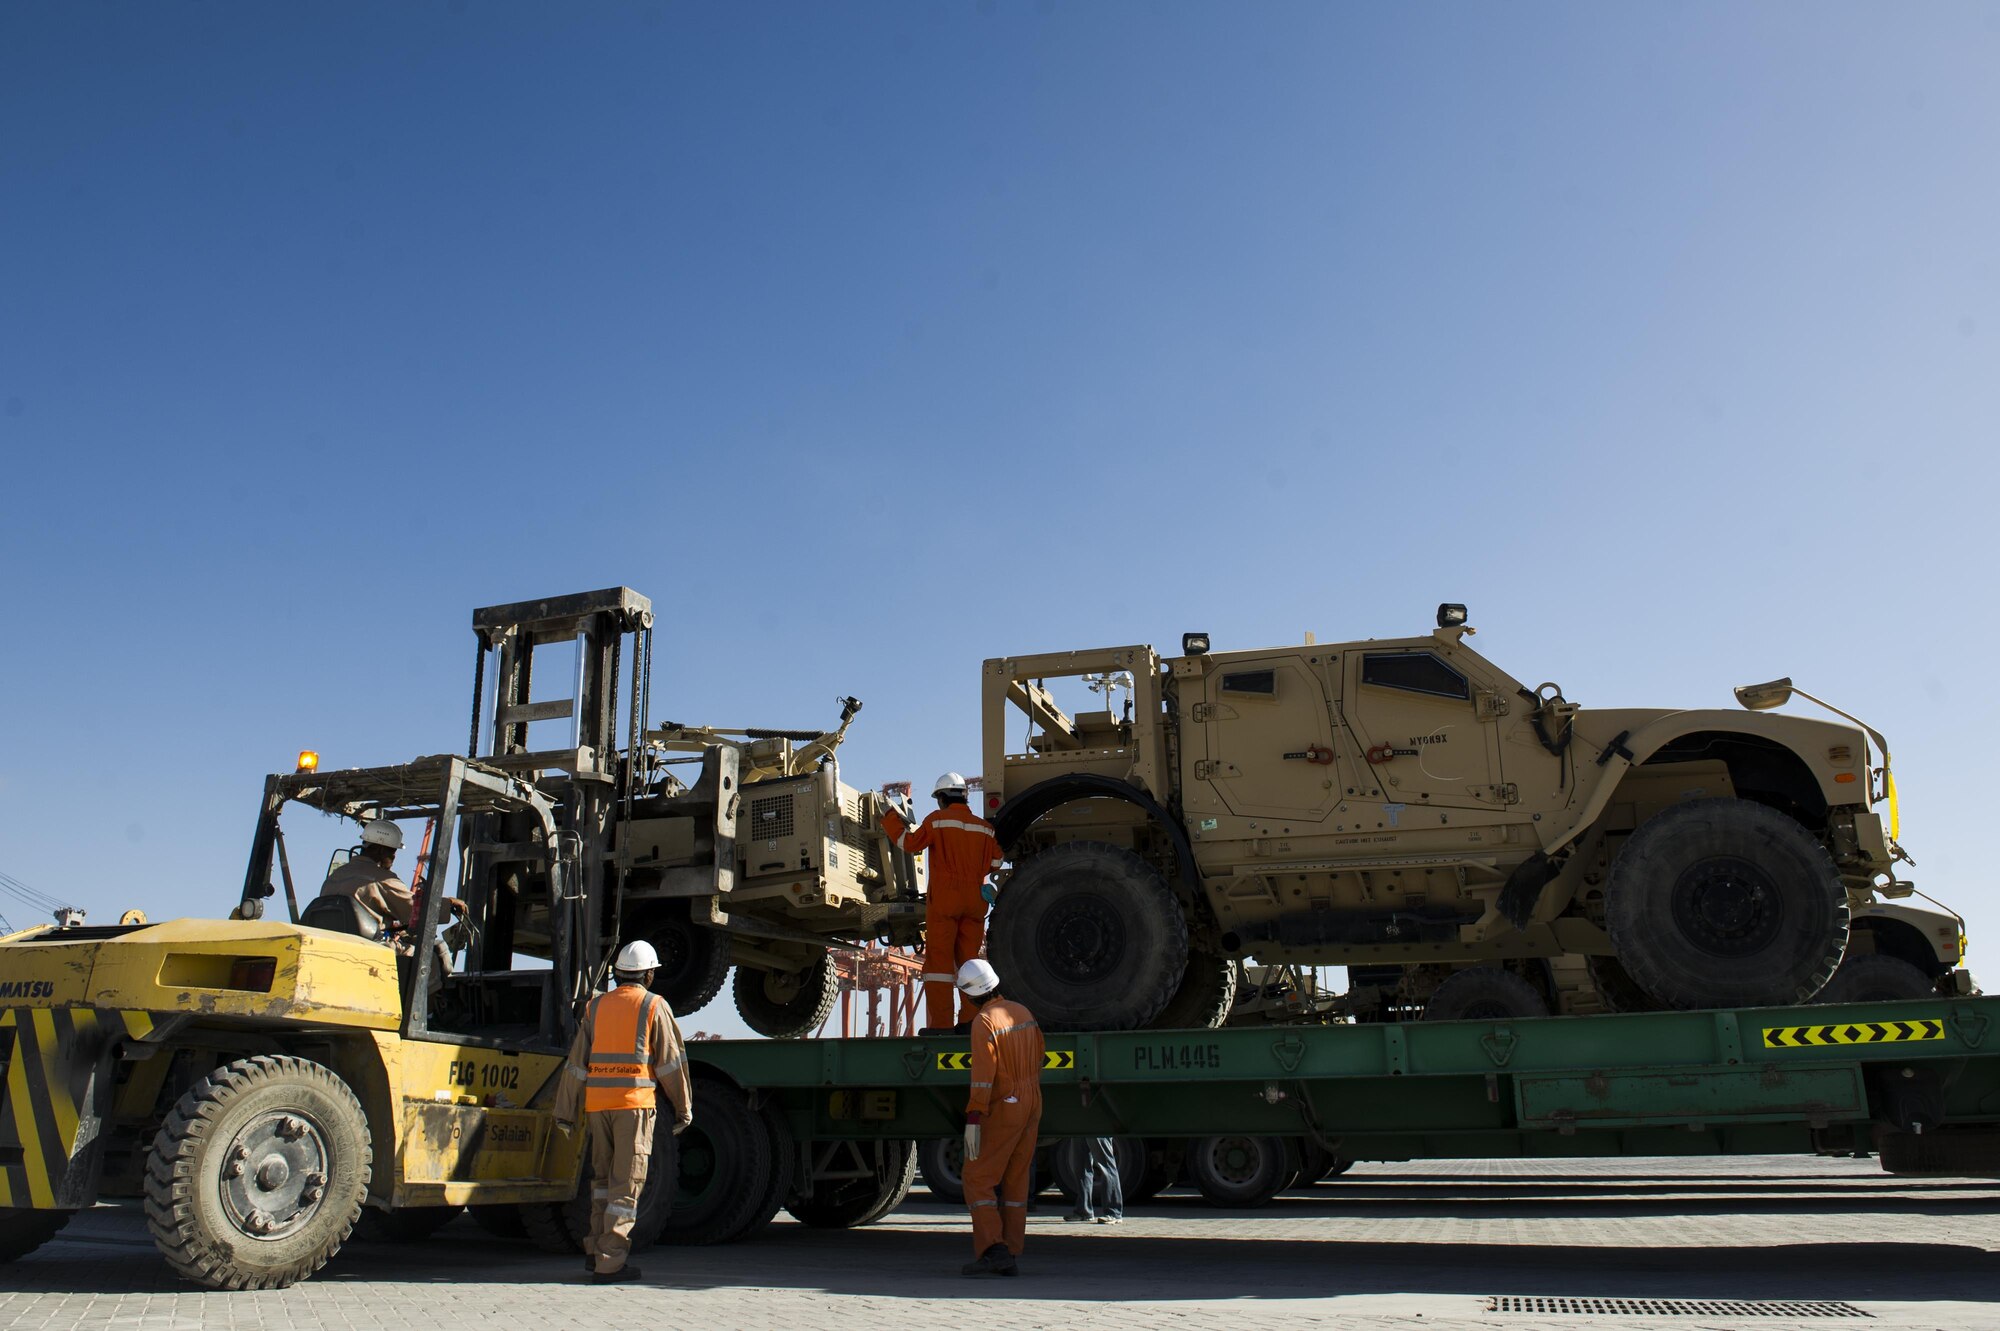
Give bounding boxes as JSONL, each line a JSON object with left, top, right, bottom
{"left": 143, "top": 1054, "right": 371, "bottom": 1290}
{"left": 467, "top": 1204, "right": 528, "bottom": 1240}
{"left": 353, "top": 1204, "right": 461, "bottom": 1242}
{"left": 726, "top": 1097, "right": 797, "bottom": 1244}
{"left": 917, "top": 1137, "right": 965, "bottom": 1204}
{"left": 1818, "top": 953, "right": 1936, "bottom": 1003}
{"left": 786, "top": 1139, "right": 916, "bottom": 1228}
{"left": 733, "top": 953, "right": 839, "bottom": 1040}
{"left": 1422, "top": 967, "right": 1550, "bottom": 1021}
{"left": 989, "top": 841, "right": 1188, "bottom": 1030}
{"left": 1605, "top": 798, "right": 1848, "bottom": 1009}
{"left": 635, "top": 900, "right": 731, "bottom": 1017}
{"left": 1150, "top": 948, "right": 1236, "bottom": 1031}
{"left": 1050, "top": 1137, "right": 1149, "bottom": 1208}
{"left": 0, "top": 1208, "right": 71, "bottom": 1262}
{"left": 659, "top": 1077, "right": 776, "bottom": 1245}
{"left": 1186, "top": 1135, "right": 1288, "bottom": 1208}
{"left": 1129, "top": 1142, "right": 1184, "bottom": 1203}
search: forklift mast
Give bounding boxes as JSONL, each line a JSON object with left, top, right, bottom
{"left": 466, "top": 587, "right": 655, "bottom": 1013}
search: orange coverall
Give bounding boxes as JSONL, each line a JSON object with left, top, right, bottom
{"left": 959, "top": 997, "right": 1043, "bottom": 1258}
{"left": 882, "top": 803, "right": 1004, "bottom": 1029}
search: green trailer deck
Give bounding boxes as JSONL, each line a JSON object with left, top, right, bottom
{"left": 673, "top": 997, "right": 2000, "bottom": 1236}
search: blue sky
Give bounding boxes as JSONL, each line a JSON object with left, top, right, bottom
{"left": 3, "top": 3, "right": 1996, "bottom": 1034}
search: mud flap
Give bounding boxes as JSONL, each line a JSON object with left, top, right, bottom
{"left": 1497, "top": 851, "right": 1561, "bottom": 929}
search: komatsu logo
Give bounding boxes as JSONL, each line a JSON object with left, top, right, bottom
{"left": 0, "top": 980, "right": 56, "bottom": 999}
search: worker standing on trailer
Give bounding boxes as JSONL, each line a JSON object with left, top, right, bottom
{"left": 315, "top": 820, "right": 416, "bottom": 936}
{"left": 554, "top": 940, "right": 694, "bottom": 1284}
{"left": 955, "top": 959, "right": 1043, "bottom": 1278}
{"left": 881, "top": 772, "right": 1004, "bottom": 1033}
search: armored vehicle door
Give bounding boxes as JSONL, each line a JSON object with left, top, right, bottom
{"left": 1199, "top": 655, "right": 1342, "bottom": 824}
{"left": 1339, "top": 647, "right": 1505, "bottom": 812}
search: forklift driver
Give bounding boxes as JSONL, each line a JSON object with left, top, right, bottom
{"left": 317, "top": 819, "right": 417, "bottom": 937}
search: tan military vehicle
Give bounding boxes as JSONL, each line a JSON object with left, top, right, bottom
{"left": 979, "top": 606, "right": 1968, "bottom": 1030}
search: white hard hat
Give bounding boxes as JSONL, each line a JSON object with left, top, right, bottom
{"left": 955, "top": 959, "right": 1000, "bottom": 998}
{"left": 933, "top": 772, "right": 969, "bottom": 797}
{"left": 359, "top": 820, "right": 404, "bottom": 850}
{"left": 615, "top": 940, "right": 661, "bottom": 973}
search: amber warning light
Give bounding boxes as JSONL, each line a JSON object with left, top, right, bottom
{"left": 296, "top": 750, "right": 320, "bottom": 773}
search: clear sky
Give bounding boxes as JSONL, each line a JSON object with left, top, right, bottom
{"left": 3, "top": 3, "right": 1996, "bottom": 1037}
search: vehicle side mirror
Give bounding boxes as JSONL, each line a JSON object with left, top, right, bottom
{"left": 1734, "top": 677, "right": 1794, "bottom": 711}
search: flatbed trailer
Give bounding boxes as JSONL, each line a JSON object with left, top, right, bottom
{"left": 677, "top": 996, "right": 2000, "bottom": 1236}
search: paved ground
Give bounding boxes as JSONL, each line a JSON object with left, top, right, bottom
{"left": 1, "top": 1156, "right": 1995, "bottom": 1330}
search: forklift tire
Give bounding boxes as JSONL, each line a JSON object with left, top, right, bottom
{"left": 467, "top": 1204, "right": 528, "bottom": 1240}
{"left": 0, "top": 1208, "right": 71, "bottom": 1262}
{"left": 1185, "top": 1135, "right": 1288, "bottom": 1208}
{"left": 659, "top": 1077, "right": 776, "bottom": 1245}
{"left": 636, "top": 901, "right": 731, "bottom": 1017}
{"left": 988, "top": 841, "right": 1189, "bottom": 1031}
{"left": 917, "top": 1137, "right": 965, "bottom": 1204}
{"left": 143, "top": 1054, "right": 371, "bottom": 1290}
{"left": 1421, "top": 967, "right": 1550, "bottom": 1022}
{"left": 1150, "top": 948, "right": 1237, "bottom": 1031}
{"left": 516, "top": 1199, "right": 578, "bottom": 1254}
{"left": 786, "top": 1139, "right": 915, "bottom": 1229}
{"left": 733, "top": 953, "right": 839, "bottom": 1040}
{"left": 353, "top": 1204, "right": 462, "bottom": 1242}
{"left": 1605, "top": 798, "right": 1849, "bottom": 1009}
{"left": 1818, "top": 953, "right": 1936, "bottom": 1004}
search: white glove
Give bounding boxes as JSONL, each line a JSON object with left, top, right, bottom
{"left": 963, "top": 1122, "right": 982, "bottom": 1163}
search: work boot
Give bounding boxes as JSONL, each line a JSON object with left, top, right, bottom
{"left": 961, "top": 1243, "right": 1017, "bottom": 1277}
{"left": 593, "top": 1264, "right": 642, "bottom": 1284}
{"left": 1063, "top": 1211, "right": 1092, "bottom": 1223}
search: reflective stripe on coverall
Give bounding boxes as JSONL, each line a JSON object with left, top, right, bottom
{"left": 883, "top": 804, "right": 1004, "bottom": 1028}
{"left": 554, "top": 983, "right": 694, "bottom": 1273}
{"left": 959, "top": 997, "right": 1043, "bottom": 1258}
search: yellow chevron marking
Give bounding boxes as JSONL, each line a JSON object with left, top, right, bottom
{"left": 123, "top": 1011, "right": 153, "bottom": 1040}
{"left": 1760, "top": 1019, "right": 1945, "bottom": 1049}
{"left": 33, "top": 1009, "right": 79, "bottom": 1157}
{"left": 934, "top": 1049, "right": 1074, "bottom": 1072}
{"left": 6, "top": 1016, "right": 52, "bottom": 1207}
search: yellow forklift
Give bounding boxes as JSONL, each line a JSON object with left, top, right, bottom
{"left": 0, "top": 590, "right": 674, "bottom": 1287}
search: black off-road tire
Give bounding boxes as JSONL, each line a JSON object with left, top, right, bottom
{"left": 1818, "top": 953, "right": 1937, "bottom": 1004}
{"left": 734, "top": 953, "right": 839, "bottom": 1040}
{"left": 353, "top": 1204, "right": 462, "bottom": 1243}
{"left": 988, "top": 841, "right": 1188, "bottom": 1031}
{"left": 516, "top": 1198, "right": 578, "bottom": 1254}
{"left": 1422, "top": 967, "right": 1550, "bottom": 1022}
{"left": 467, "top": 1203, "right": 528, "bottom": 1240}
{"left": 1604, "top": 798, "right": 1849, "bottom": 1009}
{"left": 0, "top": 1208, "right": 71, "bottom": 1262}
{"left": 1150, "top": 948, "right": 1237, "bottom": 1031}
{"left": 786, "top": 1138, "right": 915, "bottom": 1229}
{"left": 1185, "top": 1134, "right": 1289, "bottom": 1208}
{"left": 917, "top": 1136, "right": 965, "bottom": 1204}
{"left": 1320, "top": 1156, "right": 1354, "bottom": 1179}
{"left": 143, "top": 1054, "right": 372, "bottom": 1290}
{"left": 634, "top": 900, "right": 731, "bottom": 1017}
{"left": 660, "top": 1077, "right": 776, "bottom": 1245}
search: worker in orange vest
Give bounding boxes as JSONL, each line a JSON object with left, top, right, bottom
{"left": 881, "top": 773, "right": 1004, "bottom": 1032}
{"left": 955, "top": 958, "right": 1043, "bottom": 1277}
{"left": 554, "top": 940, "right": 693, "bottom": 1283}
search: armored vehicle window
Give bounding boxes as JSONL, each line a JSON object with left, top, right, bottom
{"left": 1361, "top": 653, "right": 1469, "bottom": 700}
{"left": 1219, "top": 669, "right": 1277, "bottom": 697}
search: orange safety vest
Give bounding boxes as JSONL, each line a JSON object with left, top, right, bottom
{"left": 583, "top": 984, "right": 663, "bottom": 1113}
